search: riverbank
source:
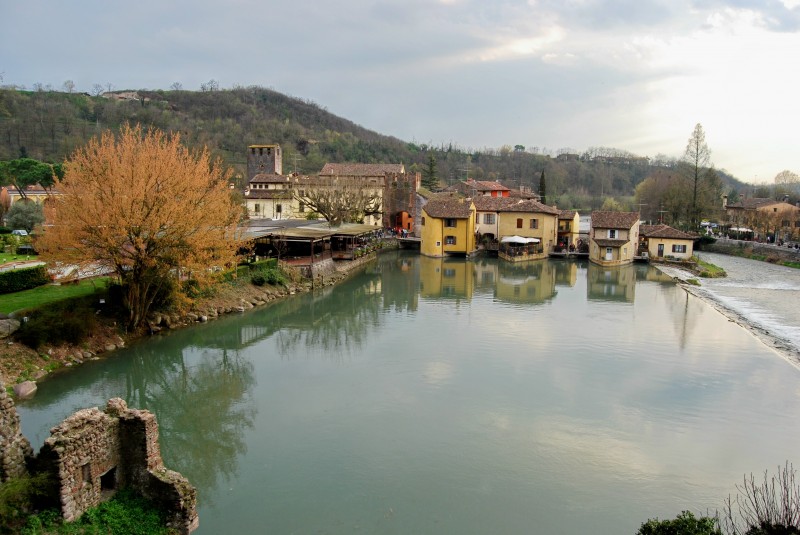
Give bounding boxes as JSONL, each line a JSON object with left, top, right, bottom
{"left": 0, "top": 253, "right": 379, "bottom": 388}
{"left": 654, "top": 256, "right": 800, "bottom": 370}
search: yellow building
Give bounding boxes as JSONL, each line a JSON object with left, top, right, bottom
{"left": 418, "top": 256, "right": 474, "bottom": 299}
{"left": 639, "top": 224, "right": 695, "bottom": 260}
{"left": 589, "top": 211, "right": 640, "bottom": 266}
{"left": 724, "top": 196, "right": 800, "bottom": 242}
{"left": 495, "top": 199, "right": 559, "bottom": 261}
{"left": 420, "top": 198, "right": 477, "bottom": 257}
{"left": 557, "top": 210, "right": 580, "bottom": 250}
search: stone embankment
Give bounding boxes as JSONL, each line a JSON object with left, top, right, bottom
{"left": 1, "top": 252, "right": 382, "bottom": 389}
{"left": 701, "top": 238, "right": 800, "bottom": 263}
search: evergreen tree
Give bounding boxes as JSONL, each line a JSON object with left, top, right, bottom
{"left": 422, "top": 154, "right": 438, "bottom": 190}
{"left": 539, "top": 170, "right": 547, "bottom": 205}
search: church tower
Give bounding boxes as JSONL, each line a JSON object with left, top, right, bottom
{"left": 247, "top": 144, "right": 282, "bottom": 180}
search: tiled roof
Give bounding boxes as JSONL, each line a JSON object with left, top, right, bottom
{"left": 726, "top": 197, "right": 779, "bottom": 210}
{"left": 471, "top": 180, "right": 510, "bottom": 192}
{"left": 423, "top": 198, "right": 473, "bottom": 219}
{"left": 472, "top": 196, "right": 559, "bottom": 214}
{"left": 319, "top": 163, "right": 405, "bottom": 176}
{"left": 591, "top": 211, "right": 639, "bottom": 229}
{"left": 640, "top": 224, "right": 694, "bottom": 240}
{"left": 507, "top": 189, "right": 540, "bottom": 200}
{"left": 249, "top": 173, "right": 288, "bottom": 184}
{"left": 558, "top": 210, "right": 577, "bottom": 220}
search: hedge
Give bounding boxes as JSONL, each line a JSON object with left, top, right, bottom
{"left": 0, "top": 265, "right": 50, "bottom": 294}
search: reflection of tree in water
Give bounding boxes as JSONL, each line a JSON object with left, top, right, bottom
{"left": 274, "top": 274, "right": 383, "bottom": 360}
{"left": 375, "top": 252, "right": 419, "bottom": 313}
{"left": 121, "top": 343, "right": 255, "bottom": 502}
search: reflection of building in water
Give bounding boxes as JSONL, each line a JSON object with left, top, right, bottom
{"left": 552, "top": 259, "right": 580, "bottom": 287}
{"left": 587, "top": 262, "right": 636, "bottom": 302}
{"left": 494, "top": 260, "right": 557, "bottom": 304}
{"left": 419, "top": 255, "right": 474, "bottom": 299}
{"left": 635, "top": 264, "right": 675, "bottom": 283}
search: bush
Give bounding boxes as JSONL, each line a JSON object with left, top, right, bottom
{"left": 15, "top": 297, "right": 99, "bottom": 349}
{"left": 638, "top": 510, "right": 721, "bottom": 535}
{"left": 0, "top": 265, "right": 50, "bottom": 294}
{"left": 0, "top": 473, "right": 54, "bottom": 534}
{"left": 721, "top": 463, "right": 800, "bottom": 535}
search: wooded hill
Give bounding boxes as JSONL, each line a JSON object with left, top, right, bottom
{"left": 0, "top": 86, "right": 748, "bottom": 211}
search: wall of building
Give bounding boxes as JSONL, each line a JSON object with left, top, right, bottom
{"left": 647, "top": 238, "right": 694, "bottom": 260}
{"left": 0, "top": 382, "right": 33, "bottom": 482}
{"left": 497, "top": 213, "right": 557, "bottom": 251}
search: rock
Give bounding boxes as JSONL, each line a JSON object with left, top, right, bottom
{"left": 13, "top": 381, "right": 37, "bottom": 399}
{"left": 186, "top": 313, "right": 198, "bottom": 322}
{"left": 199, "top": 315, "right": 208, "bottom": 323}
{"left": 0, "top": 318, "right": 21, "bottom": 338}
{"left": 104, "top": 344, "right": 116, "bottom": 352}
{"left": 83, "top": 351, "right": 93, "bottom": 359}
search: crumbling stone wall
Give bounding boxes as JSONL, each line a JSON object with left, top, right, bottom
{"left": 38, "top": 398, "right": 198, "bottom": 533}
{"left": 0, "top": 381, "right": 33, "bottom": 482}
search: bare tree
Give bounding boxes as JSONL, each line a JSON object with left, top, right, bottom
{"left": 91, "top": 83, "right": 105, "bottom": 97}
{"left": 62, "top": 79, "right": 75, "bottom": 93}
{"left": 721, "top": 462, "right": 800, "bottom": 534}
{"left": 683, "top": 123, "right": 712, "bottom": 228}
{"left": 170, "top": 81, "right": 183, "bottom": 91}
{"left": 296, "top": 178, "right": 381, "bottom": 227}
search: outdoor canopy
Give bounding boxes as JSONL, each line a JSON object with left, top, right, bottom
{"left": 500, "top": 236, "right": 540, "bottom": 244}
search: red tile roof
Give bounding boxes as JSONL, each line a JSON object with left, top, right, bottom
{"left": 472, "top": 196, "right": 559, "bottom": 214}
{"left": 249, "top": 173, "right": 288, "bottom": 184}
{"left": 423, "top": 198, "right": 473, "bottom": 219}
{"left": 640, "top": 224, "right": 694, "bottom": 239}
{"left": 558, "top": 210, "right": 577, "bottom": 220}
{"left": 591, "top": 211, "right": 639, "bottom": 229}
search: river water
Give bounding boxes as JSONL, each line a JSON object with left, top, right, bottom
{"left": 15, "top": 252, "right": 800, "bottom": 534}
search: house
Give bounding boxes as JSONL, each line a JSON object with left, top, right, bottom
{"left": 494, "top": 198, "right": 559, "bottom": 262}
{"left": 723, "top": 196, "right": 800, "bottom": 242}
{"left": 589, "top": 211, "right": 640, "bottom": 266}
{"left": 243, "top": 174, "right": 295, "bottom": 220}
{"left": 639, "top": 224, "right": 695, "bottom": 260}
{"left": 557, "top": 210, "right": 581, "bottom": 251}
{"left": 420, "top": 198, "right": 477, "bottom": 257}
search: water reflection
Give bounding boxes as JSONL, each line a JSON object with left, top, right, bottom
{"left": 587, "top": 263, "right": 636, "bottom": 302}
{"left": 419, "top": 255, "right": 474, "bottom": 300}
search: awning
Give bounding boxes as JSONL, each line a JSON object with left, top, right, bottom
{"left": 729, "top": 227, "right": 753, "bottom": 233}
{"left": 500, "top": 235, "right": 540, "bottom": 244}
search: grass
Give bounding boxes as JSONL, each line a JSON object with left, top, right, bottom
{"left": 686, "top": 278, "right": 701, "bottom": 286}
{"left": 0, "top": 277, "right": 111, "bottom": 315}
{"left": 0, "top": 253, "right": 39, "bottom": 264}
{"left": 696, "top": 258, "right": 727, "bottom": 278}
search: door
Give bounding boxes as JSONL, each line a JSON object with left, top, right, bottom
{"left": 657, "top": 244, "right": 664, "bottom": 257}
{"left": 605, "top": 247, "right": 613, "bottom": 261}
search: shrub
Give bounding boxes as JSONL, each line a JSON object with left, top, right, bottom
{"left": 638, "top": 510, "right": 721, "bottom": 535}
{"left": 0, "top": 265, "right": 50, "bottom": 294}
{"left": 15, "top": 297, "right": 99, "bottom": 349}
{"left": 721, "top": 463, "right": 800, "bottom": 535}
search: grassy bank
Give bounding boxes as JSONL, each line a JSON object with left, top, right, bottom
{"left": 0, "top": 278, "right": 111, "bottom": 315}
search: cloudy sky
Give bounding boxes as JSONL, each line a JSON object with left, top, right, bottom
{"left": 2, "top": 0, "right": 798, "bottom": 183}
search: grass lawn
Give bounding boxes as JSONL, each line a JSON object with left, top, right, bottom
{"left": 0, "top": 253, "right": 39, "bottom": 264}
{"left": 696, "top": 258, "right": 727, "bottom": 278}
{"left": 0, "top": 277, "right": 112, "bottom": 315}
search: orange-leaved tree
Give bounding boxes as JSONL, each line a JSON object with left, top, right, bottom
{"left": 37, "top": 124, "right": 242, "bottom": 330}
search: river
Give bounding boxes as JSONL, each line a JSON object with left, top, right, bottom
{"left": 15, "top": 251, "right": 800, "bottom": 534}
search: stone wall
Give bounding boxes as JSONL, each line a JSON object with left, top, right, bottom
{"left": 38, "top": 398, "right": 198, "bottom": 533}
{"left": 0, "top": 381, "right": 33, "bottom": 482}
{"left": 700, "top": 238, "right": 800, "bottom": 263}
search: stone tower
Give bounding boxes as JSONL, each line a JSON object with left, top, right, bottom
{"left": 247, "top": 144, "right": 282, "bottom": 180}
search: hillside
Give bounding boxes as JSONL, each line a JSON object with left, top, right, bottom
{"left": 0, "top": 86, "right": 749, "bottom": 210}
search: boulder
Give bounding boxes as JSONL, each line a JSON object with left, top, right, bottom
{"left": 0, "top": 318, "right": 21, "bottom": 338}
{"left": 13, "top": 381, "right": 37, "bottom": 399}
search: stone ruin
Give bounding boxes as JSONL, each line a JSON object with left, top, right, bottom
{"left": 0, "top": 384, "right": 198, "bottom": 533}
{"left": 0, "top": 383, "right": 33, "bottom": 482}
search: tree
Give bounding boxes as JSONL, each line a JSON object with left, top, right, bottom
{"left": 296, "top": 179, "right": 381, "bottom": 228}
{"left": 62, "top": 80, "right": 75, "bottom": 94}
{"left": 422, "top": 154, "right": 438, "bottom": 190}
{"left": 539, "top": 170, "right": 547, "bottom": 205}
{"left": 600, "top": 197, "right": 621, "bottom": 211}
{"left": 0, "top": 158, "right": 59, "bottom": 201}
{"left": 36, "top": 124, "right": 242, "bottom": 330}
{"left": 683, "top": 123, "right": 712, "bottom": 228}
{"left": 5, "top": 201, "right": 44, "bottom": 232}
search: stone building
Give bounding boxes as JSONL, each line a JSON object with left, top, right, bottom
{"left": 0, "top": 386, "right": 198, "bottom": 533}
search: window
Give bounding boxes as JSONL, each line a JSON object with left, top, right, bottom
{"left": 608, "top": 229, "right": 617, "bottom": 239}
{"left": 795, "top": 221, "right": 800, "bottom": 228}
{"left": 299, "top": 202, "right": 305, "bottom": 213}
{"left": 276, "top": 204, "right": 282, "bottom": 213}
{"left": 421, "top": 217, "right": 426, "bottom": 226}
{"left": 529, "top": 218, "right": 538, "bottom": 229}
{"left": 443, "top": 268, "right": 456, "bottom": 277}
{"left": 782, "top": 220, "right": 790, "bottom": 228}
{"left": 254, "top": 203, "right": 260, "bottom": 214}
{"left": 81, "top": 463, "right": 92, "bottom": 484}
{"left": 445, "top": 218, "right": 457, "bottom": 227}
{"left": 516, "top": 218, "right": 523, "bottom": 228}
{"left": 445, "top": 236, "right": 456, "bottom": 245}
{"left": 672, "top": 244, "right": 687, "bottom": 253}
{"left": 483, "top": 214, "right": 495, "bottom": 224}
